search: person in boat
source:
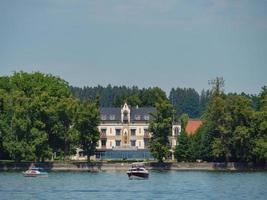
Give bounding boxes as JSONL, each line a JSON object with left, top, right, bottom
{"left": 29, "top": 163, "right": 35, "bottom": 169}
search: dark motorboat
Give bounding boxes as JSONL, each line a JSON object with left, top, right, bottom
{"left": 126, "top": 163, "right": 149, "bottom": 179}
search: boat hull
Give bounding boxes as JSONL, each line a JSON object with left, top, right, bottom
{"left": 127, "top": 172, "right": 149, "bottom": 179}
{"left": 23, "top": 171, "right": 48, "bottom": 177}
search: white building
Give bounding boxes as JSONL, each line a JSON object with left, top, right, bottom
{"left": 96, "top": 103, "right": 181, "bottom": 159}
{"left": 72, "top": 103, "right": 181, "bottom": 160}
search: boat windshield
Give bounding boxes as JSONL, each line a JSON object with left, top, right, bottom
{"left": 30, "top": 167, "right": 44, "bottom": 171}
{"left": 131, "top": 162, "right": 145, "bottom": 168}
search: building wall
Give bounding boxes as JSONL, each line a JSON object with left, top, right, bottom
{"left": 97, "top": 122, "right": 181, "bottom": 150}
{"left": 97, "top": 103, "right": 181, "bottom": 152}
{"left": 98, "top": 122, "right": 150, "bottom": 149}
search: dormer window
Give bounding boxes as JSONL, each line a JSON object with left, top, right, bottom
{"left": 123, "top": 111, "right": 129, "bottom": 123}
{"left": 144, "top": 115, "right": 149, "bottom": 120}
{"left": 101, "top": 114, "right": 107, "bottom": 120}
{"left": 135, "top": 115, "right": 141, "bottom": 120}
{"left": 121, "top": 102, "right": 130, "bottom": 123}
{"left": 109, "top": 115, "right": 115, "bottom": 120}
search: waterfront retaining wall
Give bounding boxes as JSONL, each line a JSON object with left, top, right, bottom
{"left": 0, "top": 162, "right": 266, "bottom": 172}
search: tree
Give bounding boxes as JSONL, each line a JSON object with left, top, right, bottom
{"left": 251, "top": 86, "right": 267, "bottom": 163}
{"left": 169, "top": 87, "right": 200, "bottom": 118}
{"left": 205, "top": 78, "right": 257, "bottom": 162}
{"left": 149, "top": 100, "right": 174, "bottom": 162}
{"left": 55, "top": 97, "right": 80, "bottom": 160}
{"left": 0, "top": 72, "right": 80, "bottom": 161}
{"left": 76, "top": 100, "right": 100, "bottom": 162}
{"left": 209, "top": 77, "right": 225, "bottom": 97}
{"left": 175, "top": 130, "right": 190, "bottom": 161}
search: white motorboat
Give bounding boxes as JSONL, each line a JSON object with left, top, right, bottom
{"left": 126, "top": 163, "right": 149, "bottom": 179}
{"left": 23, "top": 167, "right": 48, "bottom": 177}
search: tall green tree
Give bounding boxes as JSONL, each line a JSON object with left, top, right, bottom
{"left": 169, "top": 87, "right": 201, "bottom": 118}
{"left": 0, "top": 72, "right": 80, "bottom": 161}
{"left": 175, "top": 113, "right": 194, "bottom": 162}
{"left": 149, "top": 100, "right": 174, "bottom": 163}
{"left": 76, "top": 100, "right": 100, "bottom": 162}
{"left": 206, "top": 77, "right": 231, "bottom": 161}
{"left": 251, "top": 86, "right": 267, "bottom": 163}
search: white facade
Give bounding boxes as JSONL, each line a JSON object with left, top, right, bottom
{"left": 97, "top": 103, "right": 181, "bottom": 151}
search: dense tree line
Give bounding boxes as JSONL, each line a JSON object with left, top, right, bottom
{"left": 169, "top": 88, "right": 211, "bottom": 118}
{"left": 1, "top": 73, "right": 265, "bottom": 164}
{"left": 70, "top": 85, "right": 211, "bottom": 118}
{"left": 175, "top": 78, "right": 267, "bottom": 163}
{"left": 0, "top": 72, "right": 100, "bottom": 162}
{"left": 70, "top": 85, "right": 168, "bottom": 108}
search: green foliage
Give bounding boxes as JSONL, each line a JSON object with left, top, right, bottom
{"left": 76, "top": 100, "right": 100, "bottom": 162}
{"left": 174, "top": 79, "right": 266, "bottom": 163}
{"left": 70, "top": 85, "right": 168, "bottom": 107}
{"left": 175, "top": 130, "right": 190, "bottom": 161}
{"left": 0, "top": 72, "right": 99, "bottom": 162}
{"left": 179, "top": 113, "right": 189, "bottom": 131}
{"left": 149, "top": 100, "right": 174, "bottom": 162}
{"left": 169, "top": 87, "right": 204, "bottom": 118}
{"left": 1, "top": 73, "right": 266, "bottom": 164}
{"left": 71, "top": 85, "right": 211, "bottom": 119}
{"left": 203, "top": 80, "right": 266, "bottom": 163}
{"left": 175, "top": 121, "right": 213, "bottom": 162}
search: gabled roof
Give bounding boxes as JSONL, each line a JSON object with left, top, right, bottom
{"left": 100, "top": 107, "right": 121, "bottom": 121}
{"left": 100, "top": 105, "right": 155, "bottom": 122}
{"left": 131, "top": 107, "right": 156, "bottom": 122}
{"left": 185, "top": 119, "right": 203, "bottom": 135}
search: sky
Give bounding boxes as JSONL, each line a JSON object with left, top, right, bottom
{"left": 0, "top": 0, "right": 267, "bottom": 94}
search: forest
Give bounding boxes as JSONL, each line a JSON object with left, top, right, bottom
{"left": 0, "top": 72, "right": 266, "bottom": 163}
{"left": 70, "top": 84, "right": 258, "bottom": 119}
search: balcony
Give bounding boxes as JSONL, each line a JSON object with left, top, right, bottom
{"left": 144, "top": 132, "right": 150, "bottom": 138}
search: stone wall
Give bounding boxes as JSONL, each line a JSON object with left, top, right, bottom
{"left": 0, "top": 162, "right": 266, "bottom": 172}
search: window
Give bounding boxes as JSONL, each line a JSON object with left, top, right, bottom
{"left": 135, "top": 115, "right": 141, "bottom": 120}
{"left": 131, "top": 140, "right": 136, "bottom": 147}
{"left": 144, "top": 115, "right": 149, "bottom": 120}
{"left": 109, "top": 115, "right": 115, "bottom": 120}
{"left": 101, "top": 128, "right": 106, "bottom": 134}
{"left": 139, "top": 128, "right": 141, "bottom": 134}
{"left": 115, "top": 129, "right": 121, "bottom": 136}
{"left": 116, "top": 140, "right": 121, "bottom": 147}
{"left": 101, "top": 114, "right": 107, "bottom": 120}
{"left": 174, "top": 127, "right": 179, "bottom": 135}
{"left": 110, "top": 128, "right": 112, "bottom": 134}
{"left": 144, "top": 128, "right": 149, "bottom": 134}
{"left": 130, "top": 129, "right": 136, "bottom": 136}
{"left": 101, "top": 140, "right": 106, "bottom": 147}
{"left": 123, "top": 111, "right": 129, "bottom": 123}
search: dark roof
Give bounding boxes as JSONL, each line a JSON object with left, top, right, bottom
{"left": 100, "top": 107, "right": 121, "bottom": 121}
{"left": 130, "top": 107, "right": 155, "bottom": 122}
{"left": 100, "top": 106, "right": 155, "bottom": 122}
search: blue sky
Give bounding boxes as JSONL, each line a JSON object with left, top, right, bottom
{"left": 0, "top": 0, "right": 267, "bottom": 94}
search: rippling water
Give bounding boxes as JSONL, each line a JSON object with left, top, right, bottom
{"left": 0, "top": 171, "right": 266, "bottom": 200}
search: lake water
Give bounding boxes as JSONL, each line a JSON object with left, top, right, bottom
{"left": 0, "top": 171, "right": 266, "bottom": 200}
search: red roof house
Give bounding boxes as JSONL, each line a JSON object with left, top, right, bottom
{"left": 185, "top": 119, "right": 203, "bottom": 135}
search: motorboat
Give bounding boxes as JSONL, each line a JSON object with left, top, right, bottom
{"left": 23, "top": 167, "right": 48, "bottom": 177}
{"left": 126, "top": 163, "right": 149, "bottom": 179}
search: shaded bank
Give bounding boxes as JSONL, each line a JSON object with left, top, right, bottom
{"left": 0, "top": 162, "right": 266, "bottom": 172}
